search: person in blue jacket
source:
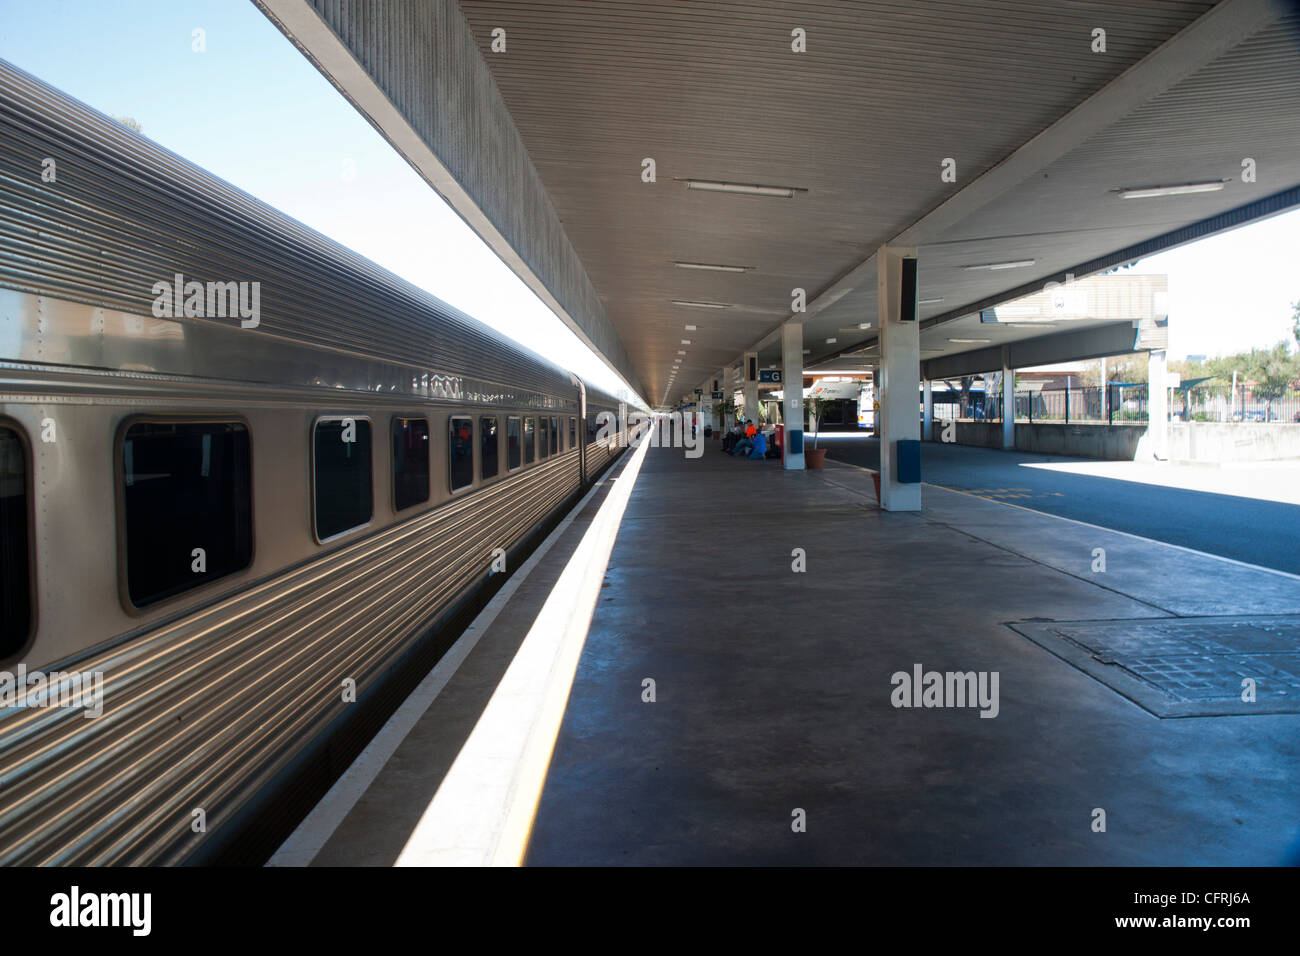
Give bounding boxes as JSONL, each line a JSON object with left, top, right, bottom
{"left": 747, "top": 429, "right": 767, "bottom": 460}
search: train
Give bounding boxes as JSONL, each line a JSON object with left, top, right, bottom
{"left": 0, "top": 59, "right": 637, "bottom": 863}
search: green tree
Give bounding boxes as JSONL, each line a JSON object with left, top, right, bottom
{"left": 1292, "top": 299, "right": 1299, "bottom": 350}
{"left": 1107, "top": 354, "right": 1149, "bottom": 384}
{"left": 1243, "top": 342, "right": 1299, "bottom": 418}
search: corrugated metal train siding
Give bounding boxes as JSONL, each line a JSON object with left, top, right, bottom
{"left": 0, "top": 59, "right": 573, "bottom": 401}
{"left": 0, "top": 447, "right": 583, "bottom": 864}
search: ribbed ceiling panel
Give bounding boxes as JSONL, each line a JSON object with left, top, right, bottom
{"left": 457, "top": 0, "right": 1295, "bottom": 397}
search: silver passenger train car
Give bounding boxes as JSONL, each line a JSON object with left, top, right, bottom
{"left": 0, "top": 61, "right": 632, "bottom": 863}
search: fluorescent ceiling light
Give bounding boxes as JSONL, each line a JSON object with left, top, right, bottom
{"left": 963, "top": 260, "right": 1036, "bottom": 271}
{"left": 677, "top": 350, "right": 686, "bottom": 355}
{"left": 1008, "top": 323, "right": 1055, "bottom": 329}
{"left": 684, "top": 324, "right": 697, "bottom": 331}
{"left": 826, "top": 337, "right": 838, "bottom": 344}
{"left": 994, "top": 305, "right": 1041, "bottom": 317}
{"left": 681, "top": 339, "right": 692, "bottom": 345}
{"left": 858, "top": 322, "right": 871, "bottom": 330}
{"left": 948, "top": 338, "right": 992, "bottom": 344}
{"left": 672, "top": 300, "right": 731, "bottom": 309}
{"left": 1118, "top": 181, "right": 1225, "bottom": 199}
{"left": 918, "top": 298, "right": 944, "bottom": 305}
{"left": 683, "top": 179, "right": 800, "bottom": 198}
{"left": 674, "top": 261, "right": 752, "bottom": 273}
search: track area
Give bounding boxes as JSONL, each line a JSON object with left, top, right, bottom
{"left": 813, "top": 434, "right": 1300, "bottom": 575}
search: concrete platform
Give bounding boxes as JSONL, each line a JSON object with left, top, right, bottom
{"left": 274, "top": 440, "right": 1300, "bottom": 866}
{"left": 524, "top": 445, "right": 1300, "bottom": 865}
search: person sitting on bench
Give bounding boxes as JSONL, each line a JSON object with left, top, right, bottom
{"left": 731, "top": 420, "right": 757, "bottom": 457}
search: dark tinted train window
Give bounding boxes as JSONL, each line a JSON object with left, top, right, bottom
{"left": 449, "top": 416, "right": 474, "bottom": 491}
{"left": 314, "top": 418, "right": 373, "bottom": 540}
{"left": 392, "top": 416, "right": 429, "bottom": 511}
{"left": 549, "top": 417, "right": 559, "bottom": 455}
{"left": 123, "top": 421, "right": 252, "bottom": 607}
{"left": 569, "top": 417, "right": 576, "bottom": 448}
{"left": 523, "top": 417, "right": 535, "bottom": 464}
{"left": 0, "top": 426, "right": 31, "bottom": 654}
{"left": 538, "top": 417, "right": 549, "bottom": 459}
{"left": 480, "top": 417, "right": 499, "bottom": 480}
{"left": 507, "top": 417, "right": 521, "bottom": 470}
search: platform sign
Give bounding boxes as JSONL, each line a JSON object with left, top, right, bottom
{"left": 711, "top": 391, "right": 723, "bottom": 399}
{"left": 759, "top": 369, "right": 782, "bottom": 384}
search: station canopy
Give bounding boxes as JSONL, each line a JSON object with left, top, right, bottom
{"left": 260, "top": 0, "right": 1300, "bottom": 405}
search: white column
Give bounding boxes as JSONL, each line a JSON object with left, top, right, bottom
{"left": 782, "top": 322, "right": 804, "bottom": 470}
{"left": 742, "top": 351, "right": 759, "bottom": 426}
{"left": 1148, "top": 349, "right": 1168, "bottom": 460}
{"left": 1001, "top": 347, "right": 1015, "bottom": 450}
{"left": 922, "top": 380, "right": 933, "bottom": 441}
{"left": 878, "top": 245, "right": 921, "bottom": 511}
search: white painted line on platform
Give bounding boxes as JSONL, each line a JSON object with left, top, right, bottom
{"left": 266, "top": 457, "right": 632, "bottom": 867}
{"left": 396, "top": 437, "right": 651, "bottom": 867}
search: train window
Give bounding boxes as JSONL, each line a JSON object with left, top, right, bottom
{"left": 392, "top": 416, "right": 429, "bottom": 511}
{"left": 122, "top": 421, "right": 253, "bottom": 608}
{"left": 538, "top": 417, "right": 549, "bottom": 459}
{"left": 313, "top": 417, "right": 373, "bottom": 541}
{"left": 523, "top": 418, "right": 535, "bottom": 464}
{"left": 569, "top": 417, "right": 576, "bottom": 448}
{"left": 449, "top": 416, "right": 474, "bottom": 492}
{"left": 549, "top": 417, "right": 559, "bottom": 455}
{"left": 0, "top": 426, "right": 31, "bottom": 654}
{"left": 507, "top": 417, "right": 521, "bottom": 471}
{"left": 480, "top": 417, "right": 499, "bottom": 480}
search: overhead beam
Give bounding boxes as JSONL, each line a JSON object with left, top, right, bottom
{"left": 254, "top": 0, "right": 643, "bottom": 399}
{"left": 921, "top": 322, "right": 1139, "bottom": 381}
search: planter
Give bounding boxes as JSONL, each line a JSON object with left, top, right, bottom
{"left": 805, "top": 448, "right": 828, "bottom": 469}
{"left": 872, "top": 471, "right": 881, "bottom": 502}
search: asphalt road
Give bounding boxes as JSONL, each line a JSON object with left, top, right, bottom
{"left": 814, "top": 434, "right": 1300, "bottom": 575}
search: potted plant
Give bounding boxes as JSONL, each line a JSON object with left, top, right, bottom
{"left": 805, "top": 397, "right": 834, "bottom": 468}
{"left": 718, "top": 399, "right": 736, "bottom": 438}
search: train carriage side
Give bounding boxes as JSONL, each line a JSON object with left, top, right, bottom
{"left": 0, "top": 61, "right": 594, "bottom": 864}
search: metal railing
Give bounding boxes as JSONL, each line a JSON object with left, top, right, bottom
{"left": 934, "top": 386, "right": 1300, "bottom": 425}
{"left": 1015, "top": 385, "right": 1145, "bottom": 424}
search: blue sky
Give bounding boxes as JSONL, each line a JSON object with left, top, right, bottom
{"left": 1, "top": 0, "right": 1296, "bottom": 389}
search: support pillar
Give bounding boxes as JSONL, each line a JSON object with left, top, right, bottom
{"left": 1148, "top": 349, "right": 1168, "bottom": 460}
{"left": 878, "top": 245, "right": 921, "bottom": 511}
{"left": 742, "top": 351, "right": 759, "bottom": 426}
{"left": 922, "top": 380, "right": 933, "bottom": 441}
{"left": 1001, "top": 347, "right": 1015, "bottom": 450}
{"left": 781, "top": 322, "right": 804, "bottom": 469}
{"left": 716, "top": 368, "right": 727, "bottom": 432}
